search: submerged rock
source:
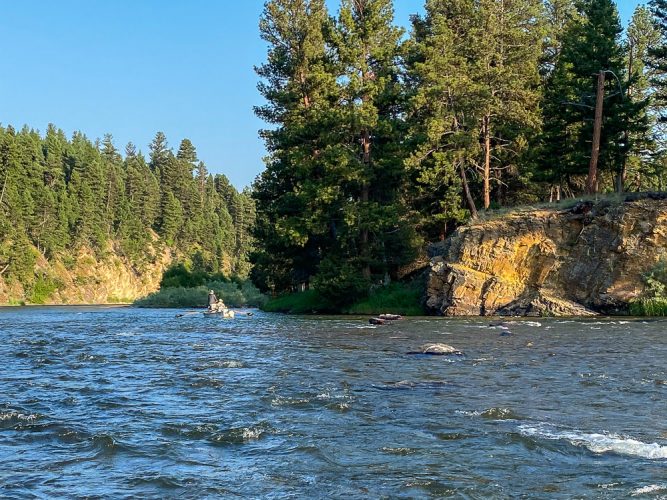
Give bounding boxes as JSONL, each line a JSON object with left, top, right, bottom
{"left": 407, "top": 343, "right": 463, "bottom": 356}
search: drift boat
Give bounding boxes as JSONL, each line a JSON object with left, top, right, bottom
{"left": 203, "top": 309, "right": 235, "bottom": 319}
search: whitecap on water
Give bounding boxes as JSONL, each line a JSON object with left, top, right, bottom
{"left": 631, "top": 484, "right": 667, "bottom": 496}
{"left": 523, "top": 321, "right": 542, "bottom": 327}
{"left": 0, "top": 411, "right": 40, "bottom": 429}
{"left": 518, "top": 423, "right": 667, "bottom": 460}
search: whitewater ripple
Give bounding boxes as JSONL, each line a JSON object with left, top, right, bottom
{"left": 518, "top": 424, "right": 667, "bottom": 460}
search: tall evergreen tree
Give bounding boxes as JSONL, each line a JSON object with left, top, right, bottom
{"left": 649, "top": 0, "right": 667, "bottom": 122}
{"left": 331, "top": 0, "right": 418, "bottom": 285}
{"left": 540, "top": 0, "right": 647, "bottom": 193}
{"left": 253, "top": 0, "right": 339, "bottom": 292}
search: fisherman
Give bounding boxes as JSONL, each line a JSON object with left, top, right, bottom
{"left": 215, "top": 298, "right": 227, "bottom": 313}
{"left": 208, "top": 290, "right": 218, "bottom": 311}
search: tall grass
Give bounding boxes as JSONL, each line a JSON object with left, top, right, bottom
{"left": 262, "top": 290, "right": 335, "bottom": 314}
{"left": 628, "top": 298, "right": 667, "bottom": 317}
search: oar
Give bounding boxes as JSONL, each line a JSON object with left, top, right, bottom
{"left": 175, "top": 310, "right": 201, "bottom": 318}
{"left": 234, "top": 311, "right": 254, "bottom": 317}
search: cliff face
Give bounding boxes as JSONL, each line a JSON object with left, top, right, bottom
{"left": 426, "top": 197, "right": 667, "bottom": 316}
{"left": 0, "top": 243, "right": 173, "bottom": 305}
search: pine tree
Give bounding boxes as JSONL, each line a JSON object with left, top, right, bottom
{"left": 650, "top": 0, "right": 667, "bottom": 122}
{"left": 253, "top": 0, "right": 339, "bottom": 292}
{"left": 332, "top": 0, "right": 418, "bottom": 284}
{"left": 405, "top": 0, "right": 481, "bottom": 236}
{"left": 623, "top": 6, "right": 660, "bottom": 190}
{"left": 149, "top": 131, "right": 171, "bottom": 176}
{"left": 160, "top": 191, "right": 184, "bottom": 245}
{"left": 540, "top": 0, "right": 647, "bottom": 193}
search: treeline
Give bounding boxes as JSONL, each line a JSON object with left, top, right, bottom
{"left": 252, "top": 0, "right": 667, "bottom": 305}
{"left": 0, "top": 125, "right": 255, "bottom": 288}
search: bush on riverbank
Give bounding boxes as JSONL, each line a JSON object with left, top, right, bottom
{"left": 261, "top": 290, "right": 336, "bottom": 314}
{"left": 629, "top": 260, "right": 667, "bottom": 316}
{"left": 135, "top": 264, "right": 268, "bottom": 308}
{"left": 135, "top": 281, "right": 267, "bottom": 308}
{"left": 346, "top": 282, "right": 425, "bottom": 316}
{"left": 262, "top": 281, "right": 425, "bottom": 315}
{"left": 628, "top": 298, "right": 667, "bottom": 316}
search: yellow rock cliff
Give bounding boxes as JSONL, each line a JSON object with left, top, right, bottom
{"left": 426, "top": 197, "right": 667, "bottom": 316}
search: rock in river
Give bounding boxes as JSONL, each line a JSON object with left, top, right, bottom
{"left": 407, "top": 343, "right": 463, "bottom": 356}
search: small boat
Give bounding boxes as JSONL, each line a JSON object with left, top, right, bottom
{"left": 203, "top": 309, "right": 235, "bottom": 319}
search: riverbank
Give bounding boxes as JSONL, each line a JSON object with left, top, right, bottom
{"left": 262, "top": 281, "right": 425, "bottom": 316}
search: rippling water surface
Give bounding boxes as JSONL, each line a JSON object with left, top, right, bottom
{"left": 0, "top": 307, "right": 665, "bottom": 498}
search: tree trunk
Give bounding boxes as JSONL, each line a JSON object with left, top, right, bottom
{"left": 587, "top": 71, "right": 605, "bottom": 195}
{"left": 482, "top": 115, "right": 491, "bottom": 209}
{"left": 299, "top": 70, "right": 311, "bottom": 109}
{"left": 459, "top": 162, "right": 478, "bottom": 219}
{"left": 361, "top": 128, "right": 371, "bottom": 280}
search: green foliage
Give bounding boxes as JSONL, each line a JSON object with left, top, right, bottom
{"left": 629, "top": 259, "right": 667, "bottom": 316}
{"left": 27, "top": 275, "right": 61, "bottom": 304}
{"left": 262, "top": 290, "right": 335, "bottom": 314}
{"left": 640, "top": 258, "right": 667, "bottom": 299}
{"left": 159, "top": 263, "right": 229, "bottom": 289}
{"left": 263, "top": 281, "right": 424, "bottom": 315}
{"left": 0, "top": 124, "right": 256, "bottom": 301}
{"left": 346, "top": 282, "right": 425, "bottom": 316}
{"left": 628, "top": 298, "right": 667, "bottom": 316}
{"left": 136, "top": 280, "right": 266, "bottom": 309}
{"left": 312, "top": 258, "right": 370, "bottom": 309}
{"left": 137, "top": 262, "right": 267, "bottom": 308}
{"left": 135, "top": 286, "right": 210, "bottom": 308}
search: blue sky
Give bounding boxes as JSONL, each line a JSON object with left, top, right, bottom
{"left": 0, "top": 1, "right": 644, "bottom": 188}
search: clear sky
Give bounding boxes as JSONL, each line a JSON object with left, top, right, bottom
{"left": 0, "top": 1, "right": 644, "bottom": 189}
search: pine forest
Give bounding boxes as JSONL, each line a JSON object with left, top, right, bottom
{"left": 3, "top": 0, "right": 667, "bottom": 310}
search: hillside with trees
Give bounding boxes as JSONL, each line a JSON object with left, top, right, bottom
{"left": 251, "top": 0, "right": 667, "bottom": 311}
{"left": 0, "top": 126, "right": 255, "bottom": 303}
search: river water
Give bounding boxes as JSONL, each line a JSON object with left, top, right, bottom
{"left": 0, "top": 307, "right": 665, "bottom": 498}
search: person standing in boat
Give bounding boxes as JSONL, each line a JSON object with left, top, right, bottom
{"left": 208, "top": 290, "right": 218, "bottom": 311}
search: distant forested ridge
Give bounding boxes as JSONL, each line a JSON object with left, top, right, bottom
{"left": 0, "top": 125, "right": 255, "bottom": 301}
{"left": 251, "top": 0, "right": 667, "bottom": 306}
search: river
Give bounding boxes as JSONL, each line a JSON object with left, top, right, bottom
{"left": 0, "top": 307, "right": 665, "bottom": 498}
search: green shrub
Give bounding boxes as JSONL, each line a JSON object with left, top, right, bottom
{"left": 241, "top": 280, "right": 269, "bottom": 308}
{"left": 628, "top": 298, "right": 667, "bottom": 317}
{"left": 107, "top": 296, "right": 132, "bottom": 304}
{"left": 312, "top": 259, "right": 370, "bottom": 309}
{"left": 346, "top": 282, "right": 425, "bottom": 316}
{"left": 135, "top": 280, "right": 267, "bottom": 308}
{"left": 262, "top": 290, "right": 336, "bottom": 314}
{"left": 643, "top": 259, "right": 667, "bottom": 298}
{"left": 159, "top": 263, "right": 229, "bottom": 289}
{"left": 630, "top": 259, "right": 667, "bottom": 316}
{"left": 135, "top": 286, "right": 209, "bottom": 308}
{"left": 28, "top": 275, "right": 61, "bottom": 304}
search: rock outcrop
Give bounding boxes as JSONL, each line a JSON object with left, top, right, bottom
{"left": 0, "top": 242, "right": 173, "bottom": 305}
{"left": 426, "top": 196, "right": 667, "bottom": 316}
